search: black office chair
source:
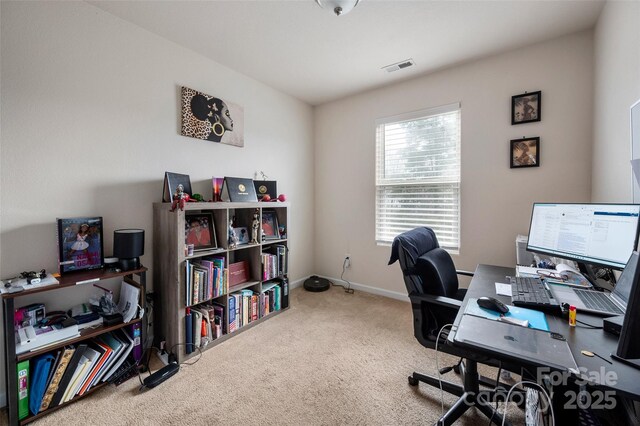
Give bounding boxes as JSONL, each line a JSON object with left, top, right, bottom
{"left": 389, "top": 227, "right": 509, "bottom": 426}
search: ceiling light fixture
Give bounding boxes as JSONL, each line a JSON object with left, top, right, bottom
{"left": 315, "top": 0, "right": 361, "bottom": 17}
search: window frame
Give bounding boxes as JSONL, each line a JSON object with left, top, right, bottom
{"left": 374, "top": 102, "right": 461, "bottom": 253}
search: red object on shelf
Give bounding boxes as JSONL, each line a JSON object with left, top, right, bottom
{"left": 228, "top": 261, "right": 249, "bottom": 288}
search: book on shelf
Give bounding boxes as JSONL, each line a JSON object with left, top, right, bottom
{"left": 61, "top": 347, "right": 97, "bottom": 403}
{"left": 228, "top": 294, "right": 237, "bottom": 333}
{"left": 186, "top": 256, "right": 227, "bottom": 306}
{"left": 212, "top": 303, "right": 226, "bottom": 335}
{"left": 100, "top": 330, "right": 134, "bottom": 383}
{"left": 17, "top": 360, "right": 29, "bottom": 420}
{"left": 40, "top": 347, "right": 75, "bottom": 412}
{"left": 193, "top": 310, "right": 203, "bottom": 348}
{"left": 50, "top": 344, "right": 88, "bottom": 407}
{"left": 229, "top": 260, "right": 249, "bottom": 288}
{"left": 185, "top": 308, "right": 193, "bottom": 354}
{"left": 78, "top": 343, "right": 108, "bottom": 395}
{"left": 220, "top": 176, "right": 258, "bottom": 202}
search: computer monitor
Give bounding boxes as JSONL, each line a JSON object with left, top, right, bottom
{"left": 526, "top": 203, "right": 640, "bottom": 270}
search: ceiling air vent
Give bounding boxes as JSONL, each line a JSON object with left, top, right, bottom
{"left": 382, "top": 59, "right": 415, "bottom": 73}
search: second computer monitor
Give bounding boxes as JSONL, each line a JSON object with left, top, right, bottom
{"left": 526, "top": 203, "right": 640, "bottom": 270}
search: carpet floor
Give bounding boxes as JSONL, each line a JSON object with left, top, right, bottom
{"left": 9, "top": 286, "right": 525, "bottom": 425}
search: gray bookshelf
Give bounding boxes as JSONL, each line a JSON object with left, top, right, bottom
{"left": 152, "top": 201, "right": 290, "bottom": 362}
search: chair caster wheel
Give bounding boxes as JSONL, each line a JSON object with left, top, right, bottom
{"left": 453, "top": 364, "right": 461, "bottom": 374}
{"left": 408, "top": 376, "right": 419, "bottom": 386}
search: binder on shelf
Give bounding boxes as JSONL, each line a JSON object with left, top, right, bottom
{"left": 101, "top": 330, "right": 134, "bottom": 382}
{"left": 29, "top": 353, "right": 55, "bottom": 415}
{"left": 185, "top": 308, "right": 193, "bottom": 354}
{"left": 17, "top": 360, "right": 29, "bottom": 420}
{"left": 129, "top": 322, "right": 143, "bottom": 363}
{"left": 40, "top": 347, "right": 75, "bottom": 412}
{"left": 50, "top": 344, "right": 88, "bottom": 407}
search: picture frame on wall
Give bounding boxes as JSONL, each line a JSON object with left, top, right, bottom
{"left": 261, "top": 210, "right": 279, "bottom": 241}
{"left": 511, "top": 91, "right": 541, "bottom": 125}
{"left": 185, "top": 212, "right": 217, "bottom": 251}
{"left": 57, "top": 217, "right": 104, "bottom": 274}
{"left": 510, "top": 137, "right": 540, "bottom": 169}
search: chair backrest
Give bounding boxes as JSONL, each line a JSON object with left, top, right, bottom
{"left": 389, "top": 227, "right": 459, "bottom": 298}
{"left": 388, "top": 227, "right": 460, "bottom": 342}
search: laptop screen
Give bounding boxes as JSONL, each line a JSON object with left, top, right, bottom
{"left": 612, "top": 252, "right": 640, "bottom": 308}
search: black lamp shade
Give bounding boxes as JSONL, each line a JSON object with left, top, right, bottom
{"left": 113, "top": 229, "right": 144, "bottom": 270}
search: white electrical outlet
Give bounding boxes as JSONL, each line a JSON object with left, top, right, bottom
{"left": 345, "top": 256, "right": 351, "bottom": 268}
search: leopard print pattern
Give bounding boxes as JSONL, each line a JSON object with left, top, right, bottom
{"left": 181, "top": 86, "right": 212, "bottom": 140}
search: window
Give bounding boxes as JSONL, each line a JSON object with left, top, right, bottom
{"left": 375, "top": 103, "right": 461, "bottom": 251}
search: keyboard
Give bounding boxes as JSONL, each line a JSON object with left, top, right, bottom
{"left": 573, "top": 289, "right": 623, "bottom": 315}
{"left": 510, "top": 276, "right": 560, "bottom": 310}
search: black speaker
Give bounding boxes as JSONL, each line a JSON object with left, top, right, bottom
{"left": 612, "top": 252, "right": 640, "bottom": 369}
{"left": 113, "top": 229, "right": 145, "bottom": 271}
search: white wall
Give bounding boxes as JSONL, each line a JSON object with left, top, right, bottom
{"left": 0, "top": 1, "right": 315, "bottom": 406}
{"left": 592, "top": 1, "right": 640, "bottom": 202}
{"left": 314, "top": 32, "right": 594, "bottom": 296}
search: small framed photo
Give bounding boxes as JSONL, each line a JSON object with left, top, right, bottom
{"left": 261, "top": 210, "right": 279, "bottom": 241}
{"left": 185, "top": 212, "right": 217, "bottom": 251}
{"left": 512, "top": 91, "right": 541, "bottom": 125}
{"left": 233, "top": 227, "right": 249, "bottom": 245}
{"left": 510, "top": 137, "right": 540, "bottom": 168}
{"left": 57, "top": 217, "right": 104, "bottom": 274}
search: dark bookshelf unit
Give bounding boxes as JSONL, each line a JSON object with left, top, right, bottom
{"left": 153, "top": 201, "right": 290, "bottom": 362}
{"left": 2, "top": 267, "right": 147, "bottom": 425}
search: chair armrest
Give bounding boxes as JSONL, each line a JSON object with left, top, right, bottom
{"left": 456, "top": 270, "right": 474, "bottom": 277}
{"left": 407, "top": 292, "right": 462, "bottom": 310}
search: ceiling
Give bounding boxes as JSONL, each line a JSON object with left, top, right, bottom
{"left": 90, "top": 0, "right": 605, "bottom": 106}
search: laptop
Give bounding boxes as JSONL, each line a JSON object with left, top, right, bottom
{"left": 454, "top": 314, "right": 578, "bottom": 373}
{"left": 548, "top": 252, "right": 639, "bottom": 316}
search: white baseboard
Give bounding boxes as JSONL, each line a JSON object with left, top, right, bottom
{"left": 289, "top": 277, "right": 306, "bottom": 289}
{"left": 317, "top": 275, "right": 409, "bottom": 302}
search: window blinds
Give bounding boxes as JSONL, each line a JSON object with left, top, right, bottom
{"left": 375, "top": 103, "right": 461, "bottom": 250}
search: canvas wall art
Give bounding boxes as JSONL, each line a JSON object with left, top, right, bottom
{"left": 181, "top": 86, "right": 244, "bottom": 147}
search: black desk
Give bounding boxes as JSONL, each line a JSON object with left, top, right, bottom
{"left": 450, "top": 264, "right": 640, "bottom": 419}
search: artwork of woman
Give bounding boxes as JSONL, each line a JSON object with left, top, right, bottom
{"left": 181, "top": 87, "right": 244, "bottom": 147}
{"left": 189, "top": 94, "right": 234, "bottom": 143}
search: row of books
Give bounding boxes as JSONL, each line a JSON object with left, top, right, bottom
{"left": 261, "top": 244, "right": 287, "bottom": 280}
{"left": 228, "top": 283, "right": 283, "bottom": 333}
{"left": 17, "top": 326, "right": 139, "bottom": 420}
{"left": 185, "top": 257, "right": 228, "bottom": 306}
{"left": 185, "top": 303, "right": 225, "bottom": 354}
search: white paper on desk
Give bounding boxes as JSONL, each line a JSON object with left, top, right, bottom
{"left": 117, "top": 281, "right": 140, "bottom": 323}
{"left": 516, "top": 265, "right": 539, "bottom": 277}
{"left": 495, "top": 282, "right": 512, "bottom": 296}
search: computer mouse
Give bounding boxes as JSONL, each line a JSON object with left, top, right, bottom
{"left": 477, "top": 296, "right": 509, "bottom": 314}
